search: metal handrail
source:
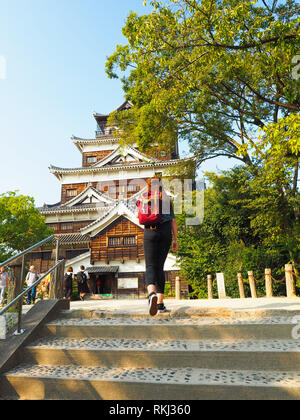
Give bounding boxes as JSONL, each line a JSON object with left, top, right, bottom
{"left": 0, "top": 234, "right": 62, "bottom": 336}
{"left": 0, "top": 260, "right": 64, "bottom": 317}
{"left": 0, "top": 235, "right": 55, "bottom": 269}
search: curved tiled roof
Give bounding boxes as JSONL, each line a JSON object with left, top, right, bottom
{"left": 49, "top": 158, "right": 185, "bottom": 175}
{"left": 56, "top": 233, "right": 90, "bottom": 244}
{"left": 60, "top": 186, "right": 117, "bottom": 208}
{"left": 86, "top": 266, "right": 119, "bottom": 274}
{"left": 72, "top": 135, "right": 119, "bottom": 143}
{"left": 40, "top": 203, "right": 114, "bottom": 215}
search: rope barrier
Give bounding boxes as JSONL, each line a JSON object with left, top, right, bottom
{"left": 203, "top": 269, "right": 299, "bottom": 286}
{"left": 253, "top": 276, "right": 265, "bottom": 283}
{"left": 270, "top": 275, "right": 286, "bottom": 284}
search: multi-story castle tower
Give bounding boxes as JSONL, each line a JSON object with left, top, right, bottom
{"left": 31, "top": 101, "right": 189, "bottom": 298}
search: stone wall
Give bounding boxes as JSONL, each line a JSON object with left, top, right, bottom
{"left": 0, "top": 313, "right": 18, "bottom": 340}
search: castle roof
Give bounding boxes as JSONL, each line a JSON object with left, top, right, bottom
{"left": 49, "top": 157, "right": 187, "bottom": 180}
{"left": 93, "top": 100, "right": 134, "bottom": 122}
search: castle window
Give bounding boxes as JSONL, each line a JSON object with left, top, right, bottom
{"left": 108, "top": 185, "right": 117, "bottom": 195}
{"left": 108, "top": 237, "right": 122, "bottom": 248}
{"left": 87, "top": 156, "right": 97, "bottom": 164}
{"left": 61, "top": 223, "right": 73, "bottom": 231}
{"left": 47, "top": 223, "right": 59, "bottom": 231}
{"left": 66, "top": 189, "right": 77, "bottom": 198}
{"left": 128, "top": 184, "right": 138, "bottom": 193}
{"left": 123, "top": 236, "right": 137, "bottom": 246}
{"left": 108, "top": 236, "right": 137, "bottom": 248}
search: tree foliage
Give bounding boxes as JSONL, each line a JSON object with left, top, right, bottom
{"left": 0, "top": 192, "right": 53, "bottom": 261}
{"left": 106, "top": 0, "right": 300, "bottom": 167}
{"left": 176, "top": 166, "right": 299, "bottom": 298}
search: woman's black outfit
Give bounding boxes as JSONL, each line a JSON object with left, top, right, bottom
{"left": 63, "top": 273, "right": 73, "bottom": 300}
{"left": 143, "top": 199, "right": 174, "bottom": 294}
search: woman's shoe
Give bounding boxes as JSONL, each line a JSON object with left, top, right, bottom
{"left": 148, "top": 293, "right": 158, "bottom": 317}
{"left": 157, "top": 304, "right": 170, "bottom": 314}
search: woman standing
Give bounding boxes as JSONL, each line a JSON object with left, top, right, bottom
{"left": 139, "top": 177, "right": 178, "bottom": 316}
{"left": 64, "top": 267, "right": 73, "bottom": 301}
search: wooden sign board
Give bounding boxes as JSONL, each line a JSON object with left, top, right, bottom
{"left": 118, "top": 278, "right": 139, "bottom": 290}
{"left": 216, "top": 273, "right": 227, "bottom": 299}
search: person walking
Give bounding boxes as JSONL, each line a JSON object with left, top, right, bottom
{"left": 138, "top": 177, "right": 178, "bottom": 316}
{"left": 76, "top": 265, "right": 90, "bottom": 301}
{"left": 87, "top": 274, "right": 96, "bottom": 296}
{"left": 64, "top": 267, "right": 73, "bottom": 301}
{"left": 25, "top": 266, "right": 40, "bottom": 305}
{"left": 0, "top": 266, "right": 9, "bottom": 306}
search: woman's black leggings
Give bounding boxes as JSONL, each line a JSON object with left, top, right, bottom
{"left": 143, "top": 221, "right": 172, "bottom": 294}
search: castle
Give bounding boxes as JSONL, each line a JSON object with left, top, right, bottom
{"left": 30, "top": 101, "right": 191, "bottom": 298}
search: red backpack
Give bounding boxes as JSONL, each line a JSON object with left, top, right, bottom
{"left": 137, "top": 189, "right": 163, "bottom": 226}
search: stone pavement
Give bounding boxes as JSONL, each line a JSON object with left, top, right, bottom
{"left": 3, "top": 297, "right": 300, "bottom": 400}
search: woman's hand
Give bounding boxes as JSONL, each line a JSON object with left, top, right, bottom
{"left": 172, "top": 239, "right": 178, "bottom": 252}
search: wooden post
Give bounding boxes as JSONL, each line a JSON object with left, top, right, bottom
{"left": 248, "top": 271, "right": 258, "bottom": 299}
{"left": 265, "top": 268, "right": 273, "bottom": 298}
{"left": 237, "top": 273, "right": 246, "bottom": 299}
{"left": 207, "top": 275, "right": 214, "bottom": 300}
{"left": 7, "top": 258, "right": 23, "bottom": 309}
{"left": 285, "top": 264, "right": 296, "bottom": 298}
{"left": 175, "top": 276, "right": 181, "bottom": 300}
{"left": 49, "top": 260, "right": 65, "bottom": 300}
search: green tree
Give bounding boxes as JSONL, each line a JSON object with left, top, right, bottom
{"left": 253, "top": 113, "right": 300, "bottom": 270}
{"left": 106, "top": 0, "right": 299, "bottom": 170}
{"left": 176, "top": 166, "right": 297, "bottom": 298}
{"left": 0, "top": 192, "right": 53, "bottom": 261}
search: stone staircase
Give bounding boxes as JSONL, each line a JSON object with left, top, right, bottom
{"left": 1, "top": 310, "right": 300, "bottom": 400}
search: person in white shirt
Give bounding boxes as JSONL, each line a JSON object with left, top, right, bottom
{"left": 25, "top": 266, "right": 40, "bottom": 305}
{"left": 0, "top": 266, "right": 9, "bottom": 306}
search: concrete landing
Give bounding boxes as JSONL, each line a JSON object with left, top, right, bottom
{"left": 63, "top": 297, "right": 300, "bottom": 318}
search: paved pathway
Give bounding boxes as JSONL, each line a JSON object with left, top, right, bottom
{"left": 64, "top": 297, "right": 300, "bottom": 318}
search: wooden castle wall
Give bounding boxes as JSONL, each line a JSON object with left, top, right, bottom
{"left": 91, "top": 216, "right": 144, "bottom": 264}
{"left": 61, "top": 179, "right": 148, "bottom": 204}
{"left": 47, "top": 220, "right": 93, "bottom": 234}
{"left": 82, "top": 150, "right": 114, "bottom": 167}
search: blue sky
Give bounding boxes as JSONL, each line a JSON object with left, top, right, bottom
{"left": 0, "top": 0, "right": 234, "bottom": 207}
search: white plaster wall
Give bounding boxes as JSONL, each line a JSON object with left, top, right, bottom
{"left": 65, "top": 253, "right": 91, "bottom": 274}
{"left": 58, "top": 166, "right": 172, "bottom": 185}
{"left": 45, "top": 211, "right": 99, "bottom": 223}
{"left": 80, "top": 143, "right": 118, "bottom": 153}
{"left": 65, "top": 253, "right": 180, "bottom": 274}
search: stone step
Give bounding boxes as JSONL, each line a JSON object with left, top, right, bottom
{"left": 44, "top": 317, "right": 297, "bottom": 340}
{"left": 2, "top": 364, "right": 300, "bottom": 400}
{"left": 59, "top": 307, "right": 300, "bottom": 320}
{"left": 22, "top": 337, "right": 300, "bottom": 371}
